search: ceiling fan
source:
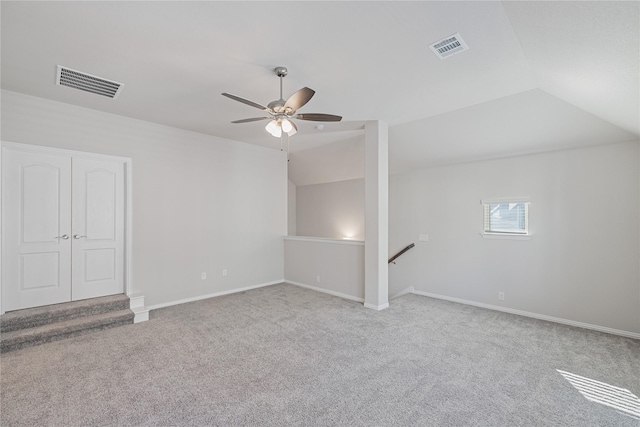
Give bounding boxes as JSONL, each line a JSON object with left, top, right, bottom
{"left": 222, "top": 66, "right": 342, "bottom": 138}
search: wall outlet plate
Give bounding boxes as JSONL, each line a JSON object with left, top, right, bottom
{"left": 419, "top": 234, "right": 429, "bottom": 242}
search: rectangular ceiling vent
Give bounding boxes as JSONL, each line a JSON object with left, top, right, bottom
{"left": 56, "top": 65, "right": 124, "bottom": 99}
{"left": 429, "top": 33, "right": 468, "bottom": 59}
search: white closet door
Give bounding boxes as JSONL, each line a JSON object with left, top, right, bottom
{"left": 3, "top": 150, "right": 72, "bottom": 311}
{"left": 71, "top": 158, "right": 124, "bottom": 300}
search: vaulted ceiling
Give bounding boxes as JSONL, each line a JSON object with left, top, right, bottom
{"left": 2, "top": 1, "right": 638, "bottom": 185}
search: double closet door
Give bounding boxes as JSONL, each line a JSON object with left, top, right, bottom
{"left": 3, "top": 148, "right": 125, "bottom": 311}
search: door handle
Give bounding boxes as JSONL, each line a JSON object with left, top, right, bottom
{"left": 73, "top": 234, "right": 87, "bottom": 239}
{"left": 55, "top": 234, "right": 70, "bottom": 240}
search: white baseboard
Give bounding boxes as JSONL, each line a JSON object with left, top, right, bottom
{"left": 390, "top": 286, "right": 415, "bottom": 301}
{"left": 412, "top": 289, "right": 640, "bottom": 340}
{"left": 127, "top": 294, "right": 148, "bottom": 323}
{"left": 128, "top": 294, "right": 145, "bottom": 309}
{"left": 132, "top": 306, "right": 149, "bottom": 323}
{"left": 364, "top": 302, "right": 390, "bottom": 311}
{"left": 147, "top": 280, "right": 282, "bottom": 311}
{"left": 285, "top": 280, "right": 364, "bottom": 303}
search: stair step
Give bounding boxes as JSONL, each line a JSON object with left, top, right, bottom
{"left": 0, "top": 309, "right": 134, "bottom": 353}
{"left": 1, "top": 294, "right": 130, "bottom": 333}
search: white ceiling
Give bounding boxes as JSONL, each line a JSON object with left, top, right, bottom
{"left": 2, "top": 1, "right": 639, "bottom": 185}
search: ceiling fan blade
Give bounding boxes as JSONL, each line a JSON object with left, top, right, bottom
{"left": 222, "top": 93, "right": 268, "bottom": 111}
{"left": 284, "top": 87, "right": 315, "bottom": 112}
{"left": 294, "top": 113, "right": 342, "bottom": 122}
{"left": 231, "top": 117, "right": 270, "bottom": 124}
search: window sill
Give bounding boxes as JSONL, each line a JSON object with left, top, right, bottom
{"left": 481, "top": 233, "right": 531, "bottom": 241}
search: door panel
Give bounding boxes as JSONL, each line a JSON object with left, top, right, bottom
{"left": 21, "top": 252, "right": 61, "bottom": 289}
{"left": 71, "top": 158, "right": 124, "bottom": 300}
{"left": 3, "top": 150, "right": 72, "bottom": 311}
{"left": 84, "top": 248, "right": 116, "bottom": 282}
{"left": 22, "top": 164, "right": 62, "bottom": 242}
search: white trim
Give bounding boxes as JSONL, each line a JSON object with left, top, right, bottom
{"left": 283, "top": 235, "right": 365, "bottom": 246}
{"left": 364, "top": 302, "right": 390, "bottom": 311}
{"left": 1, "top": 141, "right": 132, "bottom": 163}
{"left": 147, "top": 280, "right": 282, "bottom": 311}
{"left": 129, "top": 294, "right": 145, "bottom": 309}
{"left": 412, "top": 289, "right": 640, "bottom": 340}
{"left": 481, "top": 198, "right": 530, "bottom": 238}
{"left": 124, "top": 159, "right": 134, "bottom": 297}
{"left": 481, "top": 196, "right": 531, "bottom": 204}
{"left": 0, "top": 141, "right": 133, "bottom": 313}
{"left": 131, "top": 306, "right": 149, "bottom": 323}
{"left": 390, "top": 286, "right": 415, "bottom": 301}
{"left": 130, "top": 293, "right": 148, "bottom": 324}
{"left": 481, "top": 233, "right": 531, "bottom": 240}
{"left": 285, "top": 280, "right": 364, "bottom": 303}
{"left": 1, "top": 143, "right": 4, "bottom": 314}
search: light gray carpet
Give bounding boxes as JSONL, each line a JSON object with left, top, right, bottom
{"left": 1, "top": 283, "right": 639, "bottom": 426}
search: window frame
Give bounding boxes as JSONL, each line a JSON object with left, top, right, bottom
{"left": 481, "top": 197, "right": 531, "bottom": 240}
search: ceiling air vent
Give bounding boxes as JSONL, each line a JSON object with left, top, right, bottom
{"left": 56, "top": 65, "right": 124, "bottom": 99}
{"left": 429, "top": 33, "right": 468, "bottom": 59}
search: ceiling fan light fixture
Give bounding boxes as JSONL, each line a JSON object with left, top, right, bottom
{"left": 265, "top": 119, "right": 281, "bottom": 137}
{"left": 281, "top": 118, "right": 293, "bottom": 133}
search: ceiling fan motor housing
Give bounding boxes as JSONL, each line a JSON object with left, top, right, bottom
{"left": 268, "top": 99, "right": 286, "bottom": 113}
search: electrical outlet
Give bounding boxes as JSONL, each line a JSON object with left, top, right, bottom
{"left": 498, "top": 292, "right": 505, "bottom": 301}
{"left": 201, "top": 272, "right": 206, "bottom": 280}
{"left": 222, "top": 269, "right": 228, "bottom": 277}
{"left": 419, "top": 234, "right": 429, "bottom": 242}
{"left": 316, "top": 275, "right": 321, "bottom": 283}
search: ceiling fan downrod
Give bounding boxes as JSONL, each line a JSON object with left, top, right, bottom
{"left": 275, "top": 66, "right": 287, "bottom": 101}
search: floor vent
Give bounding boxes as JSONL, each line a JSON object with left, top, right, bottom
{"left": 56, "top": 65, "right": 124, "bottom": 99}
{"left": 429, "top": 33, "right": 468, "bottom": 59}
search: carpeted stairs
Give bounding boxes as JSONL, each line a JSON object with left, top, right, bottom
{"left": 0, "top": 294, "right": 134, "bottom": 353}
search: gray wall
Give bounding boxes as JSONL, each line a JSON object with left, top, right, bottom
{"left": 1, "top": 90, "right": 287, "bottom": 307}
{"left": 284, "top": 237, "right": 364, "bottom": 301}
{"left": 296, "top": 178, "right": 365, "bottom": 240}
{"left": 288, "top": 179, "right": 296, "bottom": 235}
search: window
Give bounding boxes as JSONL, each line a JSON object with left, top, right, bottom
{"left": 482, "top": 198, "right": 530, "bottom": 237}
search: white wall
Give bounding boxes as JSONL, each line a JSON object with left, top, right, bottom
{"left": 390, "top": 142, "right": 640, "bottom": 334}
{"left": 296, "top": 178, "right": 365, "bottom": 240}
{"left": 1, "top": 90, "right": 287, "bottom": 307}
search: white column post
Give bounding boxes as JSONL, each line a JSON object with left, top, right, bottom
{"left": 364, "top": 120, "right": 389, "bottom": 310}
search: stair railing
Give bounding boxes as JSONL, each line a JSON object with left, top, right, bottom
{"left": 388, "top": 243, "right": 415, "bottom": 264}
